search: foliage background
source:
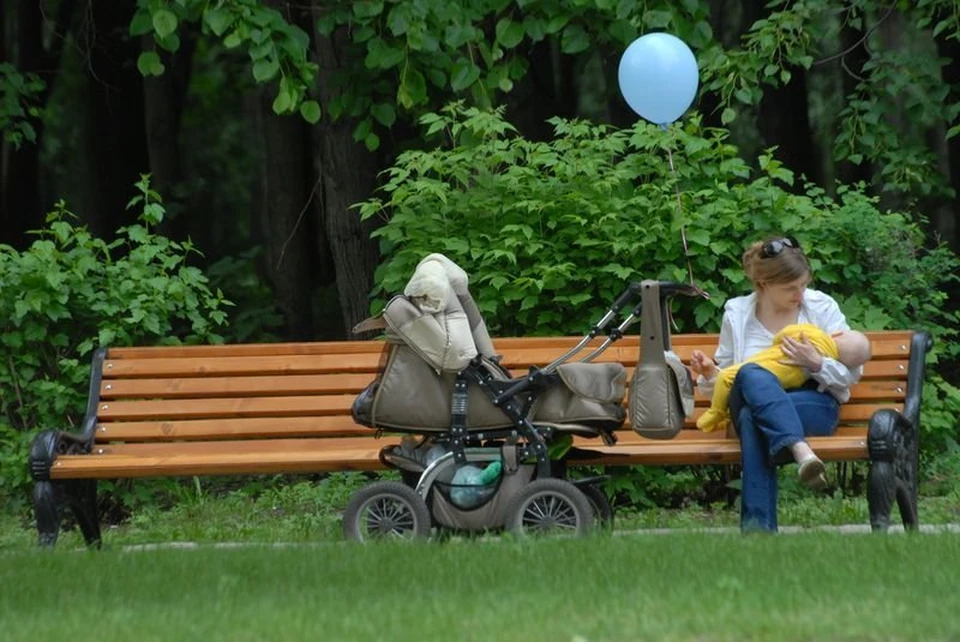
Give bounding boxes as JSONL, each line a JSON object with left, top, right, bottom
{"left": 2, "top": 0, "right": 960, "bottom": 514}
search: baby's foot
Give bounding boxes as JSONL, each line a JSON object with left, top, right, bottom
{"left": 797, "top": 455, "right": 827, "bottom": 490}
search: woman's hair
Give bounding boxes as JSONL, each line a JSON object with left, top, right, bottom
{"left": 742, "top": 237, "right": 811, "bottom": 287}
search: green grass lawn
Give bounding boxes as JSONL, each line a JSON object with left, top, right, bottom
{"left": 2, "top": 533, "right": 959, "bottom": 641}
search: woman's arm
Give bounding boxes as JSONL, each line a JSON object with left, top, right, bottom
{"left": 808, "top": 295, "right": 861, "bottom": 400}
{"left": 695, "top": 313, "right": 735, "bottom": 397}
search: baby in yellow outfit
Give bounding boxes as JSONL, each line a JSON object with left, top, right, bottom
{"left": 697, "top": 324, "right": 872, "bottom": 434}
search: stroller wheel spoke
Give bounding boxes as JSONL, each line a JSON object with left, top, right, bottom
{"left": 507, "top": 479, "right": 595, "bottom": 536}
{"left": 343, "top": 481, "right": 431, "bottom": 542}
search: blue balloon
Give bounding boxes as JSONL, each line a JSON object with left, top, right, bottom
{"left": 618, "top": 33, "right": 699, "bottom": 126}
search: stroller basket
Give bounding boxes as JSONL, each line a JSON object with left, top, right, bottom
{"left": 433, "top": 478, "right": 501, "bottom": 510}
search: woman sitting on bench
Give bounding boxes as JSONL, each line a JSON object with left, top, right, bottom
{"left": 689, "top": 236, "right": 865, "bottom": 533}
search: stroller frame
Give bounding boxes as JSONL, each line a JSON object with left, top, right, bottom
{"left": 345, "top": 279, "right": 705, "bottom": 540}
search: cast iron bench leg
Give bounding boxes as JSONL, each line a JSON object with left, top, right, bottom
{"left": 66, "top": 480, "right": 102, "bottom": 548}
{"left": 30, "top": 429, "right": 102, "bottom": 548}
{"left": 33, "top": 480, "right": 61, "bottom": 547}
{"left": 867, "top": 408, "right": 919, "bottom": 532}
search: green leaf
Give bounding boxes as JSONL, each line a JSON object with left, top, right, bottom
{"left": 721, "top": 107, "right": 736, "bottom": 124}
{"left": 560, "top": 25, "right": 589, "bottom": 54}
{"left": 204, "top": 8, "right": 233, "bottom": 36}
{"left": 364, "top": 132, "right": 380, "bottom": 151}
{"left": 397, "top": 68, "right": 426, "bottom": 108}
{"left": 272, "top": 87, "right": 292, "bottom": 114}
{"left": 224, "top": 31, "right": 243, "bottom": 49}
{"left": 300, "top": 100, "right": 321, "bottom": 124}
{"left": 130, "top": 10, "right": 154, "bottom": 36}
{"left": 365, "top": 38, "right": 404, "bottom": 69}
{"left": 609, "top": 20, "right": 636, "bottom": 45}
{"left": 450, "top": 60, "right": 480, "bottom": 91}
{"left": 253, "top": 59, "right": 280, "bottom": 82}
{"left": 152, "top": 9, "right": 178, "bottom": 39}
{"left": 495, "top": 19, "right": 525, "bottom": 49}
{"left": 316, "top": 14, "right": 338, "bottom": 36}
{"left": 371, "top": 103, "right": 396, "bottom": 127}
{"left": 352, "top": 119, "right": 372, "bottom": 142}
{"left": 156, "top": 33, "right": 181, "bottom": 53}
{"left": 387, "top": 5, "right": 410, "bottom": 35}
{"left": 545, "top": 15, "right": 569, "bottom": 34}
{"left": 137, "top": 51, "right": 165, "bottom": 77}
{"left": 523, "top": 17, "right": 546, "bottom": 42}
{"left": 353, "top": 1, "right": 384, "bottom": 19}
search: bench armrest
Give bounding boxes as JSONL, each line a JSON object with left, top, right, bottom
{"left": 902, "top": 331, "right": 933, "bottom": 429}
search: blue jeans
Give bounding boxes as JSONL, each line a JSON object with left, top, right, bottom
{"left": 729, "top": 364, "right": 840, "bottom": 533}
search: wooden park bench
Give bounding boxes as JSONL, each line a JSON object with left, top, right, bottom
{"left": 29, "top": 330, "right": 931, "bottom": 546}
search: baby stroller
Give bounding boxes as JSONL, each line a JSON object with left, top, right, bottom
{"left": 344, "top": 254, "right": 701, "bottom": 541}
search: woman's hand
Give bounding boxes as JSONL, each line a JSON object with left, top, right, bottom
{"left": 690, "top": 350, "right": 717, "bottom": 379}
{"left": 779, "top": 332, "right": 824, "bottom": 372}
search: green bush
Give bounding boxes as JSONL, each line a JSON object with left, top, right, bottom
{"left": 0, "top": 176, "right": 230, "bottom": 503}
{"left": 359, "top": 104, "right": 960, "bottom": 461}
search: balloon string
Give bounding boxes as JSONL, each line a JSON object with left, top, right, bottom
{"left": 665, "top": 145, "right": 696, "bottom": 288}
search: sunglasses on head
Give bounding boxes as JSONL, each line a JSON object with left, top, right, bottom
{"left": 760, "top": 237, "right": 801, "bottom": 258}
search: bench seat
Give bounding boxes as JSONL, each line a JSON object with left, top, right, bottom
{"left": 29, "top": 330, "right": 930, "bottom": 545}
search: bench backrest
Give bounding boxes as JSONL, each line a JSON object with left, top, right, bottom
{"left": 87, "top": 331, "right": 916, "bottom": 447}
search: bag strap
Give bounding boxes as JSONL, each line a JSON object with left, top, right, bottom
{"left": 639, "top": 280, "right": 666, "bottom": 365}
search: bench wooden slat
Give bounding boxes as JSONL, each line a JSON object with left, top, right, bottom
{"left": 596, "top": 426, "right": 869, "bottom": 446}
{"left": 98, "top": 395, "right": 356, "bottom": 421}
{"left": 103, "top": 331, "right": 917, "bottom": 360}
{"left": 94, "top": 411, "right": 880, "bottom": 443}
{"left": 102, "top": 355, "right": 386, "bottom": 378}
{"left": 100, "top": 354, "right": 908, "bottom": 380}
{"left": 101, "top": 333, "right": 911, "bottom": 379}
{"left": 98, "top": 374, "right": 908, "bottom": 403}
{"left": 107, "top": 341, "right": 389, "bottom": 359}
{"left": 51, "top": 441, "right": 399, "bottom": 478}
{"left": 498, "top": 344, "right": 910, "bottom": 369}
{"left": 97, "top": 389, "right": 901, "bottom": 422}
{"left": 49, "top": 431, "right": 871, "bottom": 479}
{"left": 95, "top": 418, "right": 873, "bottom": 444}
{"left": 95, "top": 416, "right": 372, "bottom": 441}
{"left": 100, "top": 374, "right": 376, "bottom": 399}
{"left": 98, "top": 356, "right": 907, "bottom": 383}
{"left": 91, "top": 431, "right": 873, "bottom": 459}
{"left": 572, "top": 435, "right": 869, "bottom": 466}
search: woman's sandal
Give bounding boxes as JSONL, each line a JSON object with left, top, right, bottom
{"left": 797, "top": 455, "right": 828, "bottom": 490}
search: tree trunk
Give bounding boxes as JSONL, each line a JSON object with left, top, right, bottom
{"left": 699, "top": 0, "right": 736, "bottom": 129}
{"left": 0, "top": 1, "right": 72, "bottom": 248}
{"left": 757, "top": 68, "right": 820, "bottom": 186}
{"left": 750, "top": 0, "right": 818, "bottom": 186}
{"left": 832, "top": 20, "right": 874, "bottom": 188}
{"left": 81, "top": 0, "right": 149, "bottom": 237}
{"left": 935, "top": 20, "right": 960, "bottom": 251}
{"left": 312, "top": 21, "right": 383, "bottom": 338}
{"left": 257, "top": 87, "right": 316, "bottom": 340}
{"left": 141, "top": 31, "right": 197, "bottom": 241}
{"left": 507, "top": 39, "right": 577, "bottom": 140}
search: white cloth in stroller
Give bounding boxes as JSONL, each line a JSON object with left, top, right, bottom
{"left": 399, "top": 253, "right": 496, "bottom": 372}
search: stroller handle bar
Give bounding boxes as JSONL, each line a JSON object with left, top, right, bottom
{"left": 491, "top": 280, "right": 708, "bottom": 405}
{"left": 568, "top": 281, "right": 710, "bottom": 362}
{"left": 591, "top": 280, "right": 707, "bottom": 340}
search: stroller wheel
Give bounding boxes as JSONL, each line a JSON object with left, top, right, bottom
{"left": 342, "top": 481, "right": 431, "bottom": 542}
{"left": 503, "top": 479, "right": 595, "bottom": 537}
{"left": 578, "top": 483, "right": 614, "bottom": 531}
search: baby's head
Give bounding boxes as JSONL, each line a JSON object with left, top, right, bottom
{"left": 832, "top": 330, "right": 872, "bottom": 368}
